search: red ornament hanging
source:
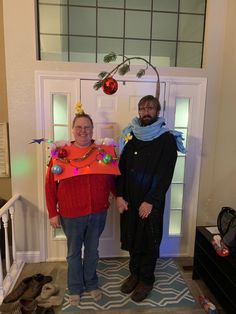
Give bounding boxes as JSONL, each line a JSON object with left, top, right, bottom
{"left": 102, "top": 77, "right": 118, "bottom": 95}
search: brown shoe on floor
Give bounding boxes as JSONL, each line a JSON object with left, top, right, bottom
{"left": 120, "top": 274, "right": 139, "bottom": 294}
{"left": 20, "top": 298, "right": 38, "bottom": 313}
{"left": 130, "top": 281, "right": 153, "bottom": 302}
{"left": 21, "top": 275, "right": 53, "bottom": 300}
{"left": 3, "top": 274, "right": 44, "bottom": 303}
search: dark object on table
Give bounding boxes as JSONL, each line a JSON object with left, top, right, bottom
{"left": 217, "top": 207, "right": 236, "bottom": 251}
{"left": 193, "top": 226, "right": 236, "bottom": 314}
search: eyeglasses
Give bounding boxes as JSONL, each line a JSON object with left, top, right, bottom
{"left": 138, "top": 106, "right": 156, "bottom": 112}
{"left": 74, "top": 126, "right": 92, "bottom": 131}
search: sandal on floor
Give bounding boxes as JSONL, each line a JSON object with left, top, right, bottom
{"left": 36, "top": 283, "right": 59, "bottom": 300}
{"left": 89, "top": 289, "right": 102, "bottom": 301}
{"left": 68, "top": 294, "right": 80, "bottom": 306}
{"left": 37, "top": 296, "right": 62, "bottom": 308}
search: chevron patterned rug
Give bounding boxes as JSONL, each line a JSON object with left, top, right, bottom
{"left": 62, "top": 258, "right": 195, "bottom": 312}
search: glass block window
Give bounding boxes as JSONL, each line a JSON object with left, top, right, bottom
{"left": 37, "top": 0, "right": 207, "bottom": 68}
{"left": 169, "top": 97, "right": 189, "bottom": 236}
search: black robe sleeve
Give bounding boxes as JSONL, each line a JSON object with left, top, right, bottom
{"left": 144, "top": 133, "right": 177, "bottom": 208}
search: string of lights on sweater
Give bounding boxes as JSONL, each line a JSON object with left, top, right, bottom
{"left": 51, "top": 146, "right": 117, "bottom": 174}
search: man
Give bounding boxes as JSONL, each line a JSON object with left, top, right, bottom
{"left": 116, "top": 95, "right": 185, "bottom": 302}
{"left": 45, "top": 113, "right": 119, "bottom": 305}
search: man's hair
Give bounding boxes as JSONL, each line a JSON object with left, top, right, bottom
{"left": 138, "top": 95, "right": 161, "bottom": 112}
{"left": 72, "top": 113, "right": 94, "bottom": 128}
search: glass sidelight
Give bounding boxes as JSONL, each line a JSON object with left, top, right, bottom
{"left": 169, "top": 97, "right": 189, "bottom": 236}
{"left": 51, "top": 93, "right": 69, "bottom": 238}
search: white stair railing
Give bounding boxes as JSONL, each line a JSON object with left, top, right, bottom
{"left": 0, "top": 194, "right": 25, "bottom": 304}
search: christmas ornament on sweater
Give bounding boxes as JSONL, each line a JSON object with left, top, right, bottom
{"left": 29, "top": 101, "right": 120, "bottom": 178}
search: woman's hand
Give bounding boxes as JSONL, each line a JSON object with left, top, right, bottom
{"left": 49, "top": 215, "right": 61, "bottom": 228}
{"left": 116, "top": 196, "right": 128, "bottom": 213}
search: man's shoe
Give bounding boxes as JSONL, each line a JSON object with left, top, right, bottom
{"left": 20, "top": 298, "right": 38, "bottom": 313}
{"left": 3, "top": 274, "right": 44, "bottom": 303}
{"left": 120, "top": 275, "right": 139, "bottom": 294}
{"left": 21, "top": 275, "right": 53, "bottom": 300}
{"left": 0, "top": 299, "right": 21, "bottom": 312}
{"left": 130, "top": 281, "right": 153, "bottom": 302}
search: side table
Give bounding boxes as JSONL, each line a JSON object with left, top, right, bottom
{"left": 192, "top": 226, "right": 236, "bottom": 314}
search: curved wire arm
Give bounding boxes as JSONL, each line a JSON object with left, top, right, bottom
{"left": 94, "top": 53, "right": 160, "bottom": 100}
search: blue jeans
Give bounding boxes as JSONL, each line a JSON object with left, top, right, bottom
{"left": 60, "top": 211, "right": 107, "bottom": 295}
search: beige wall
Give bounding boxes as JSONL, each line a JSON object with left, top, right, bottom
{"left": 2, "top": 0, "right": 236, "bottom": 254}
{"left": 0, "top": 0, "right": 12, "bottom": 201}
{"left": 208, "top": 0, "right": 236, "bottom": 212}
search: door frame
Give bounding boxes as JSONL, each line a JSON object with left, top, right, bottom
{"left": 35, "top": 71, "right": 207, "bottom": 261}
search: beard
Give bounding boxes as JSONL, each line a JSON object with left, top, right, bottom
{"left": 140, "top": 115, "right": 158, "bottom": 126}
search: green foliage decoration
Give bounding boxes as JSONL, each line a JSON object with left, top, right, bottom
{"left": 93, "top": 52, "right": 160, "bottom": 99}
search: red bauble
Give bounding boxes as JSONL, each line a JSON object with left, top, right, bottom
{"left": 102, "top": 77, "right": 118, "bottom": 95}
{"left": 57, "top": 148, "right": 68, "bottom": 158}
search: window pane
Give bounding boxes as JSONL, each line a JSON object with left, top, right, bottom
{"left": 98, "top": 0, "right": 124, "bottom": 8}
{"left": 152, "top": 13, "right": 178, "bottom": 40}
{"left": 38, "top": 1, "right": 206, "bottom": 68}
{"left": 172, "top": 157, "right": 185, "bottom": 183}
{"left": 98, "top": 38, "right": 123, "bottom": 63}
{"left": 69, "top": 0, "right": 96, "bottom": 5}
{"left": 126, "top": 11, "right": 151, "bottom": 39}
{"left": 69, "top": 7, "right": 96, "bottom": 35}
{"left": 180, "top": 0, "right": 206, "bottom": 14}
{"left": 175, "top": 98, "right": 189, "bottom": 127}
{"left": 98, "top": 9, "right": 124, "bottom": 37}
{"left": 169, "top": 210, "right": 182, "bottom": 235}
{"left": 40, "top": 0, "right": 67, "bottom": 4}
{"left": 170, "top": 184, "right": 183, "bottom": 209}
{"left": 70, "top": 37, "right": 96, "bottom": 62}
{"left": 177, "top": 42, "right": 202, "bottom": 68}
{"left": 151, "top": 41, "right": 176, "bottom": 66}
{"left": 54, "top": 126, "right": 69, "bottom": 141}
{"left": 40, "top": 35, "right": 68, "bottom": 61}
{"left": 126, "top": 0, "right": 151, "bottom": 10}
{"left": 153, "top": 0, "right": 179, "bottom": 12}
{"left": 175, "top": 128, "right": 187, "bottom": 153}
{"left": 178, "top": 14, "right": 204, "bottom": 42}
{"left": 39, "top": 5, "right": 68, "bottom": 34}
{"left": 125, "top": 40, "right": 149, "bottom": 58}
{"left": 53, "top": 94, "right": 68, "bottom": 124}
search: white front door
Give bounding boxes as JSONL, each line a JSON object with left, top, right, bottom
{"left": 80, "top": 79, "right": 165, "bottom": 257}
{"left": 37, "top": 72, "right": 206, "bottom": 260}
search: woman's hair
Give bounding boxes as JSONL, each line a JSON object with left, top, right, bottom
{"left": 72, "top": 113, "right": 94, "bottom": 128}
{"left": 138, "top": 95, "right": 161, "bottom": 112}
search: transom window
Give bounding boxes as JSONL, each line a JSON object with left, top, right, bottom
{"left": 37, "top": 0, "right": 206, "bottom": 68}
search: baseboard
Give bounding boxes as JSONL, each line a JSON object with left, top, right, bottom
{"left": 16, "top": 250, "right": 41, "bottom": 263}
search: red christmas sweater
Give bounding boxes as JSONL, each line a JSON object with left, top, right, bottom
{"left": 45, "top": 148, "right": 117, "bottom": 219}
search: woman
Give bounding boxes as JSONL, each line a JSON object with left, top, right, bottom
{"left": 45, "top": 112, "right": 119, "bottom": 305}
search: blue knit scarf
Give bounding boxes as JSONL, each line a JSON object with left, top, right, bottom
{"left": 119, "top": 116, "right": 186, "bottom": 154}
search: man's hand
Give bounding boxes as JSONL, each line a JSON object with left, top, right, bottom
{"left": 49, "top": 215, "right": 61, "bottom": 228}
{"left": 139, "top": 201, "right": 152, "bottom": 219}
{"left": 116, "top": 196, "right": 128, "bottom": 213}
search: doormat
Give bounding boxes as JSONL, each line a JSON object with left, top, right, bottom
{"left": 62, "top": 258, "right": 195, "bottom": 312}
